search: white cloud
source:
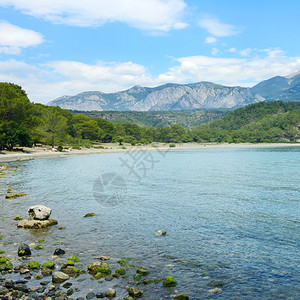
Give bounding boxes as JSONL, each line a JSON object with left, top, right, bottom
{"left": 205, "top": 36, "right": 217, "bottom": 44}
{"left": 158, "top": 49, "right": 300, "bottom": 86}
{"left": 0, "top": 0, "right": 188, "bottom": 32}
{"left": 211, "top": 48, "right": 219, "bottom": 56}
{"left": 198, "top": 16, "right": 239, "bottom": 37}
{"left": 1, "top": 49, "right": 300, "bottom": 103}
{"left": 229, "top": 48, "right": 236, "bottom": 53}
{"left": 240, "top": 48, "right": 252, "bottom": 57}
{"left": 0, "top": 21, "right": 43, "bottom": 55}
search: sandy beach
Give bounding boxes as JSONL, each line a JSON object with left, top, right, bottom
{"left": 0, "top": 142, "right": 299, "bottom": 162}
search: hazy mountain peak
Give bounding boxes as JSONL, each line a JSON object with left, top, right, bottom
{"left": 48, "top": 71, "right": 300, "bottom": 112}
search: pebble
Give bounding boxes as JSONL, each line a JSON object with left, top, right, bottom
{"left": 34, "top": 273, "right": 44, "bottom": 280}
{"left": 105, "top": 288, "right": 116, "bottom": 298}
{"left": 208, "top": 287, "right": 222, "bottom": 294}
{"left": 86, "top": 291, "right": 96, "bottom": 299}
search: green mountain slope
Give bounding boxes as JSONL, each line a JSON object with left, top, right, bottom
{"left": 193, "top": 101, "right": 300, "bottom": 143}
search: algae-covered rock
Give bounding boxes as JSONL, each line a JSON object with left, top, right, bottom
{"left": 163, "top": 276, "right": 177, "bottom": 287}
{"left": 128, "top": 287, "right": 143, "bottom": 298}
{"left": 18, "top": 243, "right": 31, "bottom": 256}
{"left": 88, "top": 261, "right": 111, "bottom": 275}
{"left": 174, "top": 294, "right": 189, "bottom": 299}
{"left": 28, "top": 261, "right": 40, "bottom": 269}
{"left": 61, "top": 260, "right": 75, "bottom": 269}
{"left": 17, "top": 219, "right": 58, "bottom": 229}
{"left": 136, "top": 268, "right": 149, "bottom": 276}
{"left": 84, "top": 213, "right": 95, "bottom": 217}
{"left": 5, "top": 193, "right": 27, "bottom": 199}
{"left": 42, "top": 262, "right": 55, "bottom": 269}
{"left": 0, "top": 256, "right": 13, "bottom": 271}
{"left": 6, "top": 188, "right": 12, "bottom": 193}
{"left": 60, "top": 266, "right": 80, "bottom": 276}
{"left": 13, "top": 215, "right": 23, "bottom": 221}
{"left": 115, "top": 268, "right": 126, "bottom": 275}
{"left": 68, "top": 256, "right": 79, "bottom": 262}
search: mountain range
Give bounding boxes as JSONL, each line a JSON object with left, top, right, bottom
{"left": 48, "top": 71, "right": 300, "bottom": 111}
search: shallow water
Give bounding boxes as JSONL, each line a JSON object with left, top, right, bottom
{"left": 0, "top": 147, "right": 300, "bottom": 299}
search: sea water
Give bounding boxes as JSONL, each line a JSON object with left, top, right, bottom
{"left": 0, "top": 147, "right": 299, "bottom": 299}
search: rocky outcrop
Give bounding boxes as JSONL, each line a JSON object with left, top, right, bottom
{"left": 28, "top": 205, "right": 51, "bottom": 220}
{"left": 17, "top": 219, "right": 58, "bottom": 229}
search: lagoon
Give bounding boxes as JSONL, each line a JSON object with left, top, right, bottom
{"left": 1, "top": 146, "right": 299, "bottom": 299}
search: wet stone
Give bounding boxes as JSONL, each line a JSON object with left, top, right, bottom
{"left": 62, "top": 282, "right": 72, "bottom": 289}
{"left": 96, "top": 292, "right": 105, "bottom": 298}
{"left": 54, "top": 248, "right": 65, "bottom": 256}
{"left": 13, "top": 283, "right": 29, "bottom": 293}
{"left": 86, "top": 291, "right": 96, "bottom": 299}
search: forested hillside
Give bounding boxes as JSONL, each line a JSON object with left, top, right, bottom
{"left": 72, "top": 110, "right": 227, "bottom": 128}
{"left": 0, "top": 83, "right": 299, "bottom": 150}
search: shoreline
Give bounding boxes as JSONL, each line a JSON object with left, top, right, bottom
{"left": 0, "top": 142, "right": 299, "bottom": 162}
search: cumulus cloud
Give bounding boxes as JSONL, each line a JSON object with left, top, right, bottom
{"left": 0, "top": 0, "right": 188, "bottom": 32}
{"left": 198, "top": 16, "right": 239, "bottom": 37}
{"left": 0, "top": 21, "right": 43, "bottom": 54}
{"left": 211, "top": 48, "right": 219, "bottom": 56}
{"left": 158, "top": 49, "right": 300, "bottom": 86}
{"left": 205, "top": 36, "right": 217, "bottom": 44}
{"left": 1, "top": 48, "right": 300, "bottom": 103}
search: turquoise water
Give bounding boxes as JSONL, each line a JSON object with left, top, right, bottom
{"left": 0, "top": 147, "right": 299, "bottom": 299}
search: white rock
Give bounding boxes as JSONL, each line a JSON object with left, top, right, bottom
{"left": 52, "top": 271, "right": 69, "bottom": 284}
{"left": 156, "top": 229, "right": 167, "bottom": 236}
{"left": 28, "top": 205, "right": 52, "bottom": 220}
{"left": 105, "top": 288, "right": 116, "bottom": 298}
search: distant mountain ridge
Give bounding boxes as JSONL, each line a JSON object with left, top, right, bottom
{"left": 48, "top": 71, "right": 300, "bottom": 111}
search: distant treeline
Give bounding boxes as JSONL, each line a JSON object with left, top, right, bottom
{"left": 71, "top": 110, "right": 228, "bottom": 128}
{"left": 0, "top": 83, "right": 299, "bottom": 150}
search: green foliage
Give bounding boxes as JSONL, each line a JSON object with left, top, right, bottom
{"left": 0, "top": 83, "right": 34, "bottom": 150}
{"left": 0, "top": 82, "right": 299, "bottom": 148}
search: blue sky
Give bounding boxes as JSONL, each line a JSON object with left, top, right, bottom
{"left": 0, "top": 0, "right": 300, "bottom": 103}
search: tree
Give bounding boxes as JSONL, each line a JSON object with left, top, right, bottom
{"left": 73, "top": 114, "right": 101, "bottom": 140}
{"left": 0, "top": 83, "right": 33, "bottom": 150}
{"left": 41, "top": 107, "right": 68, "bottom": 148}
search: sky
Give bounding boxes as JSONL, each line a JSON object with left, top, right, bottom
{"left": 0, "top": 0, "right": 300, "bottom": 104}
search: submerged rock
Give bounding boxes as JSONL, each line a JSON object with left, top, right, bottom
{"left": 17, "top": 219, "right": 58, "bottom": 229}
{"left": 163, "top": 276, "right": 177, "bottom": 287}
{"left": 54, "top": 248, "right": 65, "bottom": 256}
{"left": 105, "top": 288, "right": 116, "bottom": 298}
{"left": 5, "top": 193, "right": 27, "bottom": 199}
{"left": 52, "top": 271, "right": 70, "bottom": 284}
{"left": 156, "top": 230, "right": 167, "bottom": 236}
{"left": 88, "top": 261, "right": 111, "bottom": 275}
{"left": 28, "top": 205, "right": 52, "bottom": 220}
{"left": 0, "top": 256, "right": 13, "bottom": 271}
{"left": 18, "top": 244, "right": 31, "bottom": 256}
{"left": 84, "top": 213, "right": 96, "bottom": 217}
{"left": 174, "top": 294, "right": 189, "bottom": 299}
{"left": 128, "top": 287, "right": 143, "bottom": 298}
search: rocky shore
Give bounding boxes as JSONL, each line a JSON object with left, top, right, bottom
{"left": 0, "top": 199, "right": 190, "bottom": 299}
